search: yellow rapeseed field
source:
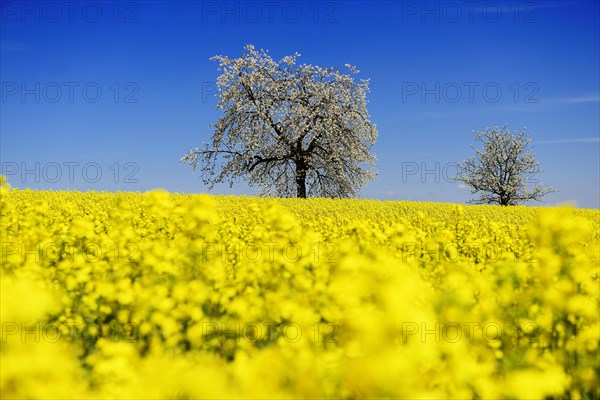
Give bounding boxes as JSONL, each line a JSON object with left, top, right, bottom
{"left": 1, "top": 176, "right": 598, "bottom": 399}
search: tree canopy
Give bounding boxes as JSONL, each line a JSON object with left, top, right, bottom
{"left": 181, "top": 45, "right": 378, "bottom": 198}
{"left": 455, "top": 125, "right": 556, "bottom": 205}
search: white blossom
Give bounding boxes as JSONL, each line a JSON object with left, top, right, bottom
{"left": 454, "top": 125, "right": 556, "bottom": 205}
{"left": 181, "top": 44, "right": 378, "bottom": 198}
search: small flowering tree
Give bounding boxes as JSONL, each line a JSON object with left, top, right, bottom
{"left": 455, "top": 125, "right": 556, "bottom": 205}
{"left": 181, "top": 45, "right": 378, "bottom": 198}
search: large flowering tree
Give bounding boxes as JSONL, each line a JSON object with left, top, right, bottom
{"left": 182, "top": 45, "right": 378, "bottom": 198}
{"left": 455, "top": 125, "right": 556, "bottom": 205}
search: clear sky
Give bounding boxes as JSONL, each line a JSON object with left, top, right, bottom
{"left": 1, "top": 0, "right": 599, "bottom": 207}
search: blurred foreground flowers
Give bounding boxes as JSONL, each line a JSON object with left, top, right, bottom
{"left": 1, "top": 182, "right": 598, "bottom": 398}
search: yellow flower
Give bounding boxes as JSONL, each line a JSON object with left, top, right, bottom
{"left": 1, "top": 188, "right": 598, "bottom": 398}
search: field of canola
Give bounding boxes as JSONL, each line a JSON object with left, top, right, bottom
{"left": 1, "top": 177, "right": 599, "bottom": 399}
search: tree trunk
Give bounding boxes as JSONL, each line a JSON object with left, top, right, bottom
{"left": 295, "top": 160, "right": 307, "bottom": 198}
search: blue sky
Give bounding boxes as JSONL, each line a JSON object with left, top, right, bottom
{"left": 1, "top": 0, "right": 599, "bottom": 207}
